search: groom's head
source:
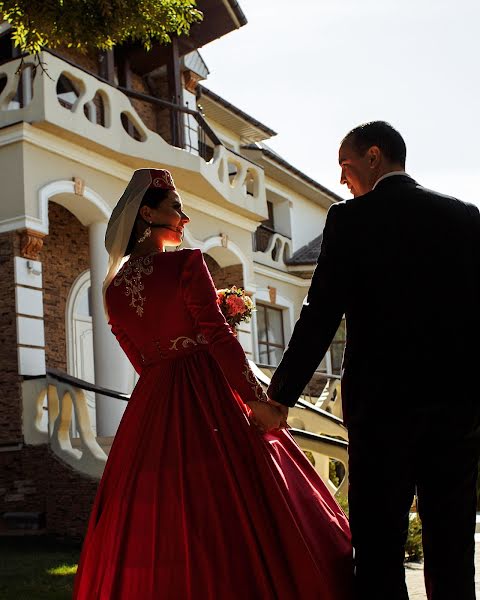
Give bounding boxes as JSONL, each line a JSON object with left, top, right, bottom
{"left": 339, "top": 121, "right": 406, "bottom": 197}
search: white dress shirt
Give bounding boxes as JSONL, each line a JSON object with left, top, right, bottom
{"left": 372, "top": 171, "right": 410, "bottom": 190}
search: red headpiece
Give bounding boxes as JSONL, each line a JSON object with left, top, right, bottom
{"left": 149, "top": 169, "right": 176, "bottom": 190}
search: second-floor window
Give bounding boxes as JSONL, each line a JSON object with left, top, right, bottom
{"left": 256, "top": 303, "right": 285, "bottom": 367}
{"left": 254, "top": 201, "right": 275, "bottom": 252}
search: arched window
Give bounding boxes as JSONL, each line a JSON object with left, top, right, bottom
{"left": 66, "top": 270, "right": 96, "bottom": 433}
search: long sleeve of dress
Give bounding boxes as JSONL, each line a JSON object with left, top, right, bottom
{"left": 181, "top": 249, "right": 267, "bottom": 404}
{"left": 109, "top": 321, "right": 144, "bottom": 376}
{"left": 268, "top": 203, "right": 346, "bottom": 407}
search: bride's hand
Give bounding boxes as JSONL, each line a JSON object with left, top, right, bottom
{"left": 247, "top": 401, "right": 283, "bottom": 433}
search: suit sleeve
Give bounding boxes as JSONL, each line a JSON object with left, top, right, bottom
{"left": 182, "top": 249, "right": 267, "bottom": 404}
{"left": 109, "top": 321, "right": 144, "bottom": 376}
{"left": 267, "top": 204, "right": 346, "bottom": 407}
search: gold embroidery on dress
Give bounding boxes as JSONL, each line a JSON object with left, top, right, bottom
{"left": 169, "top": 333, "right": 208, "bottom": 351}
{"left": 114, "top": 254, "right": 155, "bottom": 316}
{"left": 242, "top": 360, "right": 268, "bottom": 402}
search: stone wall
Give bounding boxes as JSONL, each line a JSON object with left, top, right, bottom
{"left": 0, "top": 231, "right": 22, "bottom": 444}
{"left": 42, "top": 203, "right": 90, "bottom": 371}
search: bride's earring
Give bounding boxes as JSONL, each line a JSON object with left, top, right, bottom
{"left": 138, "top": 223, "right": 152, "bottom": 244}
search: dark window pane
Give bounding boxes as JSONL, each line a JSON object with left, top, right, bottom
{"left": 257, "top": 306, "right": 267, "bottom": 342}
{"left": 256, "top": 303, "right": 285, "bottom": 366}
{"left": 267, "top": 308, "right": 283, "bottom": 346}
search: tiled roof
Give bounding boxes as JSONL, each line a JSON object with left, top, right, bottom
{"left": 286, "top": 233, "right": 323, "bottom": 266}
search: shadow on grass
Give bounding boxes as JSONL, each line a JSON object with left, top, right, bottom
{"left": 0, "top": 536, "right": 81, "bottom": 600}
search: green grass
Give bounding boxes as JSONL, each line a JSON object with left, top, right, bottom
{"left": 0, "top": 537, "right": 81, "bottom": 600}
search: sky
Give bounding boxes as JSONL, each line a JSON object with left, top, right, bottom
{"left": 200, "top": 0, "right": 480, "bottom": 205}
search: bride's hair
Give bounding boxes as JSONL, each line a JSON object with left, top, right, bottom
{"left": 125, "top": 187, "right": 171, "bottom": 255}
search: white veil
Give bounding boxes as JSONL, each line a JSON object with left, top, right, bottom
{"left": 102, "top": 168, "right": 175, "bottom": 316}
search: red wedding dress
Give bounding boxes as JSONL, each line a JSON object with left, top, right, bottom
{"left": 73, "top": 249, "right": 353, "bottom": 600}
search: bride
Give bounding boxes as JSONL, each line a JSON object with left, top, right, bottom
{"left": 73, "top": 168, "right": 353, "bottom": 600}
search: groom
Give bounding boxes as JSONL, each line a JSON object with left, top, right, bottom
{"left": 267, "top": 121, "right": 480, "bottom": 600}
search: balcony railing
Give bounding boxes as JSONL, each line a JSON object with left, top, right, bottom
{"left": 22, "top": 363, "right": 347, "bottom": 495}
{"left": 0, "top": 51, "right": 268, "bottom": 220}
{"left": 252, "top": 225, "right": 293, "bottom": 270}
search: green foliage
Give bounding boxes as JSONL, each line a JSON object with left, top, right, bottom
{"left": 329, "top": 459, "right": 340, "bottom": 487}
{"left": 0, "top": 0, "right": 203, "bottom": 55}
{"left": 405, "top": 513, "right": 423, "bottom": 562}
{"left": 335, "top": 493, "right": 349, "bottom": 517}
{"left": 303, "top": 450, "right": 315, "bottom": 466}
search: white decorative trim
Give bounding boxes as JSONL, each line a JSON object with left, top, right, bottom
{"left": 0, "top": 215, "right": 44, "bottom": 234}
{"left": 181, "top": 190, "right": 259, "bottom": 232}
{"left": 18, "top": 346, "right": 46, "bottom": 376}
{"left": 14, "top": 256, "right": 42, "bottom": 288}
{"left": 182, "top": 230, "right": 257, "bottom": 293}
{"left": 15, "top": 286, "right": 43, "bottom": 318}
{"left": 0, "top": 122, "right": 133, "bottom": 182}
{"left": 17, "top": 316, "right": 45, "bottom": 347}
{"left": 37, "top": 180, "right": 111, "bottom": 234}
{"left": 253, "top": 263, "right": 311, "bottom": 287}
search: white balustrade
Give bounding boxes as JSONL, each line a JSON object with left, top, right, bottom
{"left": 253, "top": 230, "right": 293, "bottom": 270}
{"left": 22, "top": 376, "right": 113, "bottom": 479}
{"left": 0, "top": 52, "right": 267, "bottom": 220}
{"left": 250, "top": 362, "right": 349, "bottom": 497}
{"left": 21, "top": 363, "right": 348, "bottom": 491}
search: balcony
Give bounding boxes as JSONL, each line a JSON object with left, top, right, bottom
{"left": 0, "top": 51, "right": 267, "bottom": 221}
{"left": 252, "top": 224, "right": 293, "bottom": 270}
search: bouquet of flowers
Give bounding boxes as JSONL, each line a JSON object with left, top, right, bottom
{"left": 217, "top": 286, "right": 254, "bottom": 330}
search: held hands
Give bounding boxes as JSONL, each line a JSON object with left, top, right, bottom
{"left": 247, "top": 400, "right": 289, "bottom": 433}
{"left": 267, "top": 398, "right": 289, "bottom": 429}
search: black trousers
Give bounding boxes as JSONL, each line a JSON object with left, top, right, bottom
{"left": 348, "top": 410, "right": 479, "bottom": 600}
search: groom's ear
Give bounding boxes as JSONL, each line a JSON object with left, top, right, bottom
{"left": 367, "top": 145, "right": 381, "bottom": 168}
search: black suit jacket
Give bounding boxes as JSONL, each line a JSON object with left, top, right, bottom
{"left": 268, "top": 175, "right": 480, "bottom": 428}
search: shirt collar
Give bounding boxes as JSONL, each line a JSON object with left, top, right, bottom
{"left": 372, "top": 171, "right": 410, "bottom": 190}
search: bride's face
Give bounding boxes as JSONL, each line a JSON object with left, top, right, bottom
{"left": 141, "top": 191, "right": 190, "bottom": 247}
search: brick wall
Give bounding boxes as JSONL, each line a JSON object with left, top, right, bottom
{"left": 0, "top": 231, "right": 22, "bottom": 444}
{"left": 0, "top": 446, "right": 97, "bottom": 540}
{"left": 129, "top": 73, "right": 158, "bottom": 133}
{"left": 42, "top": 203, "right": 90, "bottom": 370}
{"left": 55, "top": 46, "right": 99, "bottom": 76}
{"left": 203, "top": 254, "right": 244, "bottom": 290}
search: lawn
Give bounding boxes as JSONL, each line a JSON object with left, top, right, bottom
{"left": 0, "top": 536, "right": 81, "bottom": 600}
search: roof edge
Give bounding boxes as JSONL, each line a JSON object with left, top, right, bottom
{"left": 244, "top": 143, "right": 344, "bottom": 203}
{"left": 198, "top": 84, "right": 277, "bottom": 138}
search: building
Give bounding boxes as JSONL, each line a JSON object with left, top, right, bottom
{"left": 0, "top": 1, "right": 347, "bottom": 538}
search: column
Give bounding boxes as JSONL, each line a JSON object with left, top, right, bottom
{"left": 89, "top": 221, "right": 132, "bottom": 436}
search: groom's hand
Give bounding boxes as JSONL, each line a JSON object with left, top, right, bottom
{"left": 267, "top": 398, "right": 289, "bottom": 428}
{"left": 247, "top": 401, "right": 283, "bottom": 432}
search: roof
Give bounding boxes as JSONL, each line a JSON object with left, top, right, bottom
{"left": 197, "top": 84, "right": 277, "bottom": 142}
{"left": 286, "top": 233, "right": 323, "bottom": 266}
{"left": 244, "top": 143, "right": 344, "bottom": 204}
{"left": 126, "top": 0, "right": 247, "bottom": 75}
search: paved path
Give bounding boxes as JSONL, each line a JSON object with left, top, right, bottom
{"left": 405, "top": 539, "right": 480, "bottom": 598}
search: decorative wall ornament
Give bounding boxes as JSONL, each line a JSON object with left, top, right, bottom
{"left": 20, "top": 229, "right": 45, "bottom": 260}
{"left": 73, "top": 177, "right": 85, "bottom": 196}
{"left": 183, "top": 70, "right": 202, "bottom": 93}
{"left": 268, "top": 285, "right": 277, "bottom": 305}
{"left": 220, "top": 233, "right": 228, "bottom": 248}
